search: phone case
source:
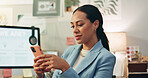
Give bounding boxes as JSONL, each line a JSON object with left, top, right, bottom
{"left": 30, "top": 45, "right": 43, "bottom": 57}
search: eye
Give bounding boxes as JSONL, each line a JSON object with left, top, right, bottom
{"left": 77, "top": 22, "right": 84, "bottom": 26}
{"left": 71, "top": 26, "right": 74, "bottom": 28}
{"left": 78, "top": 24, "right": 83, "bottom": 26}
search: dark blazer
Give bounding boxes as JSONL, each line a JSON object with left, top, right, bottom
{"left": 52, "top": 40, "right": 116, "bottom": 78}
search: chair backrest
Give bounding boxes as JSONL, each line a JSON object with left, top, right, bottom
{"left": 113, "top": 52, "right": 129, "bottom": 77}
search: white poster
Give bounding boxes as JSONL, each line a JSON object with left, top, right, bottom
{"left": 0, "top": 0, "right": 33, "bottom": 5}
{"left": 0, "top": 8, "right": 13, "bottom": 25}
{"left": 17, "top": 14, "right": 46, "bottom": 35}
{"left": 38, "top": 1, "right": 56, "bottom": 14}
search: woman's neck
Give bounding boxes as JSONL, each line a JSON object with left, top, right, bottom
{"left": 82, "top": 37, "right": 98, "bottom": 50}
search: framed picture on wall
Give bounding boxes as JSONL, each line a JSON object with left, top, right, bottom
{"left": 33, "top": 0, "right": 60, "bottom": 16}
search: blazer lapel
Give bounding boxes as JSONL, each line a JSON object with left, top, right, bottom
{"left": 75, "top": 41, "right": 103, "bottom": 74}
{"left": 67, "top": 45, "right": 82, "bottom": 66}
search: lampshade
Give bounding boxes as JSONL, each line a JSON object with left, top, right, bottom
{"left": 105, "top": 32, "right": 127, "bottom": 52}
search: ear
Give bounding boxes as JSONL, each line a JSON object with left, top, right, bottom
{"left": 93, "top": 20, "right": 99, "bottom": 30}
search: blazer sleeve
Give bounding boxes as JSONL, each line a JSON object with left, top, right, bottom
{"left": 60, "top": 67, "right": 80, "bottom": 78}
{"left": 52, "top": 46, "right": 81, "bottom": 78}
{"left": 94, "top": 52, "right": 116, "bottom": 78}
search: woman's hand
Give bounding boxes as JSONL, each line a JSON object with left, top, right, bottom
{"left": 34, "top": 54, "right": 70, "bottom": 73}
{"left": 33, "top": 56, "right": 46, "bottom": 78}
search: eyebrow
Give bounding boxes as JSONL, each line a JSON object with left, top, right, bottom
{"left": 70, "top": 20, "right": 85, "bottom": 24}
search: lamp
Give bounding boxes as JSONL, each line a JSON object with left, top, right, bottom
{"left": 105, "top": 32, "right": 127, "bottom": 52}
{"left": 105, "top": 32, "right": 128, "bottom": 77}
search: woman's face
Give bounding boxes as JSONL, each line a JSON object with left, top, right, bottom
{"left": 71, "top": 11, "right": 98, "bottom": 44}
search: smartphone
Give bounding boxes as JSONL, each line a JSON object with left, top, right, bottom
{"left": 30, "top": 45, "right": 43, "bottom": 57}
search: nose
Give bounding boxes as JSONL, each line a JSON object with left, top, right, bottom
{"left": 73, "top": 26, "right": 79, "bottom": 33}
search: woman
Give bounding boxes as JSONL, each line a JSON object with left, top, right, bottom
{"left": 33, "top": 4, "right": 116, "bottom": 78}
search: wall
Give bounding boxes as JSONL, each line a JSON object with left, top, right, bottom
{"left": 104, "top": 0, "right": 148, "bottom": 55}
{"left": 125, "top": 0, "right": 148, "bottom": 55}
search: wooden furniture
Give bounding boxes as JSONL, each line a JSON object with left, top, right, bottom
{"left": 129, "top": 72, "right": 148, "bottom": 78}
{"left": 128, "top": 62, "right": 148, "bottom": 78}
{"left": 128, "top": 62, "right": 147, "bottom": 72}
